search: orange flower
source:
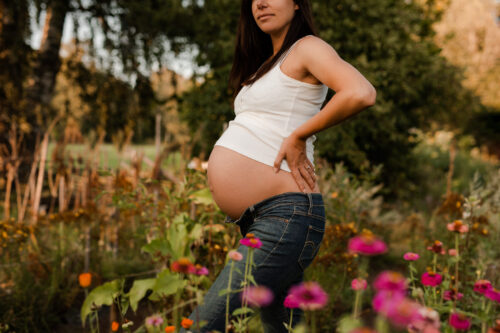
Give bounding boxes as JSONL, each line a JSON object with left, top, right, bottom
{"left": 181, "top": 317, "right": 194, "bottom": 329}
{"left": 111, "top": 321, "right": 120, "bottom": 331}
{"left": 78, "top": 272, "right": 92, "bottom": 288}
{"left": 164, "top": 326, "right": 176, "bottom": 333}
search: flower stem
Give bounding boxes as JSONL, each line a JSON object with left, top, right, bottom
{"left": 225, "top": 260, "right": 235, "bottom": 333}
{"left": 454, "top": 234, "right": 460, "bottom": 290}
{"left": 311, "top": 312, "right": 316, "bottom": 333}
{"left": 352, "top": 290, "right": 361, "bottom": 318}
{"left": 288, "top": 309, "right": 294, "bottom": 333}
{"left": 409, "top": 263, "right": 416, "bottom": 293}
{"left": 433, "top": 253, "right": 437, "bottom": 274}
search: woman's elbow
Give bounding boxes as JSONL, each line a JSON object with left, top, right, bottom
{"left": 358, "top": 85, "right": 376, "bottom": 107}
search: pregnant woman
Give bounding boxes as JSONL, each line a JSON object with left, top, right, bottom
{"left": 181, "top": 0, "right": 376, "bottom": 332}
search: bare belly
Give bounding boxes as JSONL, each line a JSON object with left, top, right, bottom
{"left": 207, "top": 145, "right": 320, "bottom": 220}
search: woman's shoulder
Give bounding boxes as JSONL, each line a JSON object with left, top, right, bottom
{"left": 295, "top": 35, "right": 334, "bottom": 53}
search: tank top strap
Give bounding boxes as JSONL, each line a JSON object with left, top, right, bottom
{"left": 278, "top": 35, "right": 313, "bottom": 65}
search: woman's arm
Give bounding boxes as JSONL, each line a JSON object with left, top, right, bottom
{"left": 273, "top": 36, "right": 376, "bottom": 192}
{"left": 291, "top": 35, "right": 376, "bottom": 141}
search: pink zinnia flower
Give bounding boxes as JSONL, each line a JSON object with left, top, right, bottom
{"left": 373, "top": 271, "right": 408, "bottom": 292}
{"left": 474, "top": 280, "right": 493, "bottom": 295}
{"left": 194, "top": 264, "right": 209, "bottom": 276}
{"left": 145, "top": 314, "right": 164, "bottom": 327}
{"left": 240, "top": 236, "right": 262, "bottom": 249}
{"left": 426, "top": 240, "right": 445, "bottom": 255}
{"left": 384, "top": 297, "right": 423, "bottom": 328}
{"left": 348, "top": 230, "right": 387, "bottom": 256}
{"left": 448, "top": 249, "right": 458, "bottom": 256}
{"left": 447, "top": 220, "right": 469, "bottom": 233}
{"left": 403, "top": 252, "right": 420, "bottom": 261}
{"left": 288, "top": 281, "right": 329, "bottom": 311}
{"left": 228, "top": 250, "right": 243, "bottom": 261}
{"left": 283, "top": 294, "right": 300, "bottom": 309}
{"left": 372, "top": 290, "right": 405, "bottom": 313}
{"left": 443, "top": 289, "right": 464, "bottom": 301}
{"left": 414, "top": 307, "right": 441, "bottom": 331}
{"left": 485, "top": 288, "right": 500, "bottom": 303}
{"left": 240, "top": 285, "right": 273, "bottom": 307}
{"left": 421, "top": 272, "right": 442, "bottom": 287}
{"left": 449, "top": 312, "right": 471, "bottom": 331}
{"left": 351, "top": 278, "right": 368, "bottom": 291}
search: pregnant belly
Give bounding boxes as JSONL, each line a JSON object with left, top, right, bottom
{"left": 207, "top": 145, "right": 320, "bottom": 220}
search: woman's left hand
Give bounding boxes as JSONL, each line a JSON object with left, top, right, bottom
{"left": 273, "top": 134, "right": 317, "bottom": 192}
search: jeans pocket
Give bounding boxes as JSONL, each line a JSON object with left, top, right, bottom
{"left": 298, "top": 224, "right": 324, "bottom": 271}
{"left": 253, "top": 202, "right": 295, "bottom": 224}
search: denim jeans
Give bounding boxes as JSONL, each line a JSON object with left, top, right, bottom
{"left": 179, "top": 192, "right": 325, "bottom": 333}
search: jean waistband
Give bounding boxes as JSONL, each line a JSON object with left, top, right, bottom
{"left": 224, "top": 191, "right": 324, "bottom": 224}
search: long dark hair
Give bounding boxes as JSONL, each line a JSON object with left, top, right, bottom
{"left": 228, "top": 0, "right": 318, "bottom": 100}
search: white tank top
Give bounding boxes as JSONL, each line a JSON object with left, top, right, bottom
{"left": 214, "top": 35, "right": 329, "bottom": 172}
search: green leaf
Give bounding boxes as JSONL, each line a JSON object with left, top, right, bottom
{"left": 81, "top": 279, "right": 123, "bottom": 325}
{"left": 189, "top": 188, "right": 215, "bottom": 206}
{"left": 151, "top": 270, "right": 186, "bottom": 298}
{"left": 189, "top": 224, "right": 204, "bottom": 240}
{"left": 141, "top": 238, "right": 171, "bottom": 257}
{"left": 337, "top": 314, "right": 363, "bottom": 333}
{"left": 232, "top": 307, "right": 254, "bottom": 316}
{"left": 218, "top": 288, "right": 231, "bottom": 297}
{"left": 127, "top": 278, "right": 156, "bottom": 312}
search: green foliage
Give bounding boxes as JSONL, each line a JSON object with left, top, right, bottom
{"left": 81, "top": 279, "right": 123, "bottom": 324}
{"left": 127, "top": 278, "right": 156, "bottom": 312}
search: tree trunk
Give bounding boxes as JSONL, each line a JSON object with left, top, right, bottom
{"left": 25, "top": 0, "right": 69, "bottom": 131}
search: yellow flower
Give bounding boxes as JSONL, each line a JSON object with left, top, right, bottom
{"left": 331, "top": 192, "right": 338, "bottom": 198}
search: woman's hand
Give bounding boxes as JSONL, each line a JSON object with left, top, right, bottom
{"left": 273, "top": 134, "right": 317, "bottom": 192}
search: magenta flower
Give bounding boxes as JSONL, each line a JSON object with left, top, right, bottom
{"left": 449, "top": 312, "right": 471, "bottom": 331}
{"left": 348, "top": 231, "right": 387, "bottom": 256}
{"left": 240, "top": 285, "right": 273, "bottom": 307}
{"left": 485, "top": 288, "right": 500, "bottom": 303}
{"left": 240, "top": 236, "right": 262, "bottom": 249}
{"left": 194, "top": 265, "right": 209, "bottom": 276}
{"left": 384, "top": 297, "right": 423, "bottom": 328}
{"left": 443, "top": 289, "right": 464, "bottom": 301}
{"left": 474, "top": 280, "right": 493, "bottom": 294}
{"left": 228, "top": 250, "right": 243, "bottom": 261}
{"left": 421, "top": 272, "right": 442, "bottom": 287}
{"left": 403, "top": 252, "right": 420, "bottom": 261}
{"left": 283, "top": 294, "right": 300, "bottom": 309}
{"left": 351, "top": 278, "right": 368, "bottom": 291}
{"left": 288, "top": 281, "right": 329, "bottom": 311}
{"left": 407, "top": 307, "right": 441, "bottom": 333}
{"left": 373, "top": 271, "right": 408, "bottom": 292}
{"left": 372, "top": 290, "right": 405, "bottom": 313}
{"left": 145, "top": 314, "right": 164, "bottom": 327}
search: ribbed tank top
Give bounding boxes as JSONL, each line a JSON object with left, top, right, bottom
{"left": 214, "top": 35, "right": 329, "bottom": 172}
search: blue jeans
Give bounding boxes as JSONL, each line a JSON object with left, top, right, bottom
{"left": 179, "top": 192, "right": 325, "bottom": 333}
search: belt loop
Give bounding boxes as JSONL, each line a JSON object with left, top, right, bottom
{"left": 249, "top": 205, "right": 255, "bottom": 218}
{"left": 307, "top": 192, "right": 313, "bottom": 215}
